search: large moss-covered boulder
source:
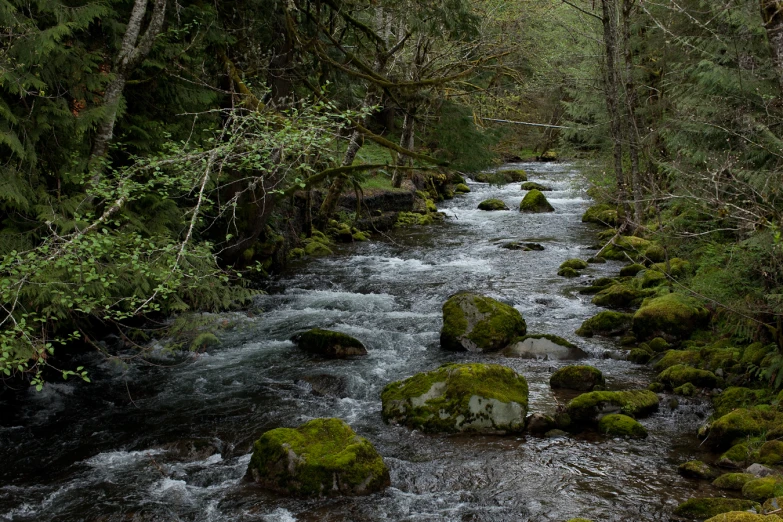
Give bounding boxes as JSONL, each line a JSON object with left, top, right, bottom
{"left": 654, "top": 350, "right": 701, "bottom": 372}
{"left": 550, "top": 365, "right": 605, "bottom": 391}
{"left": 246, "top": 418, "right": 390, "bottom": 497}
{"left": 714, "top": 388, "right": 771, "bottom": 418}
{"left": 521, "top": 181, "right": 551, "bottom": 191}
{"left": 591, "top": 283, "right": 654, "bottom": 309}
{"left": 454, "top": 183, "right": 471, "bottom": 194}
{"left": 600, "top": 236, "right": 652, "bottom": 261}
{"left": 657, "top": 364, "right": 719, "bottom": 390}
{"left": 582, "top": 204, "right": 619, "bottom": 227}
{"left": 632, "top": 293, "right": 710, "bottom": 341}
{"left": 440, "top": 292, "right": 527, "bottom": 352}
{"left": 743, "top": 476, "right": 783, "bottom": 501}
{"left": 478, "top": 198, "right": 509, "bottom": 211}
{"left": 708, "top": 408, "right": 774, "bottom": 449}
{"left": 598, "top": 414, "right": 647, "bottom": 438}
{"left": 381, "top": 363, "right": 528, "bottom": 434}
{"left": 566, "top": 390, "right": 659, "bottom": 423}
{"left": 575, "top": 311, "right": 634, "bottom": 337}
{"left": 620, "top": 263, "right": 646, "bottom": 277}
{"left": 503, "top": 334, "right": 587, "bottom": 360}
{"left": 713, "top": 473, "right": 756, "bottom": 491}
{"left": 560, "top": 258, "right": 588, "bottom": 270}
{"left": 292, "top": 329, "right": 368, "bottom": 358}
{"left": 679, "top": 460, "right": 719, "bottom": 480}
{"left": 705, "top": 513, "right": 783, "bottom": 522}
{"left": 519, "top": 189, "right": 555, "bottom": 213}
{"left": 474, "top": 169, "right": 527, "bottom": 184}
{"left": 674, "top": 499, "right": 762, "bottom": 520}
{"left": 758, "top": 441, "right": 783, "bottom": 466}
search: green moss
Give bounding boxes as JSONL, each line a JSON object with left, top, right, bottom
{"left": 657, "top": 364, "right": 719, "bottom": 390}
{"left": 289, "top": 247, "right": 306, "bottom": 259}
{"left": 741, "top": 343, "right": 775, "bottom": 366}
{"left": 645, "top": 244, "right": 666, "bottom": 263}
{"left": 620, "top": 263, "right": 646, "bottom": 277}
{"left": 521, "top": 181, "right": 551, "bottom": 191}
{"left": 566, "top": 390, "right": 659, "bottom": 423}
{"left": 713, "top": 473, "right": 756, "bottom": 491}
{"left": 395, "top": 211, "right": 436, "bottom": 227}
{"left": 475, "top": 169, "right": 527, "bottom": 184}
{"left": 758, "top": 440, "right": 783, "bottom": 465}
{"left": 720, "top": 442, "right": 759, "bottom": 467}
{"left": 352, "top": 231, "right": 369, "bottom": 241}
{"left": 560, "top": 258, "right": 589, "bottom": 270}
{"left": 575, "top": 311, "right": 634, "bottom": 337}
{"left": 600, "top": 236, "right": 652, "bottom": 261}
{"left": 629, "top": 347, "right": 654, "bottom": 364}
{"left": 440, "top": 292, "right": 527, "bottom": 352}
{"left": 598, "top": 413, "right": 648, "bottom": 438}
{"left": 679, "top": 460, "right": 718, "bottom": 480}
{"left": 704, "top": 513, "right": 783, "bottom": 522}
{"left": 190, "top": 332, "right": 220, "bottom": 351}
{"left": 649, "top": 337, "right": 671, "bottom": 352}
{"left": 592, "top": 283, "right": 654, "bottom": 309}
{"left": 582, "top": 204, "right": 619, "bottom": 226}
{"left": 701, "top": 346, "right": 741, "bottom": 372}
{"left": 454, "top": 183, "right": 471, "bottom": 194}
{"left": 519, "top": 189, "right": 554, "bottom": 213}
{"left": 640, "top": 258, "right": 692, "bottom": 288}
{"left": 247, "top": 418, "right": 390, "bottom": 497}
{"left": 558, "top": 267, "right": 580, "bottom": 278}
{"left": 478, "top": 198, "right": 509, "bottom": 211}
{"left": 381, "top": 363, "right": 528, "bottom": 434}
{"left": 632, "top": 292, "right": 710, "bottom": 340}
{"left": 293, "top": 328, "right": 367, "bottom": 358}
{"left": 714, "top": 388, "right": 771, "bottom": 418}
{"left": 550, "top": 365, "right": 605, "bottom": 391}
{"left": 674, "top": 382, "right": 698, "bottom": 396}
{"left": 502, "top": 169, "right": 528, "bottom": 182}
{"left": 674, "top": 498, "right": 762, "bottom": 519}
{"left": 743, "top": 476, "right": 783, "bottom": 501}
{"left": 304, "top": 241, "right": 334, "bottom": 257}
{"left": 710, "top": 408, "right": 776, "bottom": 448}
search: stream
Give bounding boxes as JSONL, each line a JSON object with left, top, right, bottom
{"left": 1, "top": 162, "right": 717, "bottom": 521}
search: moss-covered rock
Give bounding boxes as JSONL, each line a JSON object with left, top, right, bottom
{"left": 714, "top": 388, "right": 771, "bottom": 419}
{"left": 742, "top": 343, "right": 775, "bottom": 367}
{"left": 558, "top": 267, "right": 580, "bottom": 278}
{"left": 503, "top": 169, "right": 528, "bottom": 181}
{"left": 598, "top": 413, "right": 648, "bottom": 438}
{"left": 305, "top": 241, "right": 334, "bottom": 257}
{"left": 478, "top": 198, "right": 509, "bottom": 211}
{"left": 629, "top": 347, "right": 654, "bottom": 364}
{"left": 705, "top": 514, "right": 783, "bottom": 522}
{"left": 758, "top": 441, "right": 783, "bottom": 465}
{"left": 560, "top": 258, "right": 588, "bottom": 270}
{"left": 475, "top": 169, "right": 527, "bottom": 184}
{"left": 743, "top": 476, "right": 783, "bottom": 501}
{"left": 654, "top": 350, "right": 700, "bottom": 372}
{"left": 582, "top": 204, "right": 619, "bottom": 227}
{"left": 503, "top": 334, "right": 587, "bottom": 360}
{"left": 674, "top": 498, "right": 762, "bottom": 520}
{"left": 720, "top": 442, "right": 758, "bottom": 469}
{"left": 600, "top": 236, "right": 652, "bottom": 261}
{"left": 657, "top": 364, "right": 719, "bottom": 390}
{"left": 675, "top": 382, "right": 698, "bottom": 396}
{"left": 381, "top": 363, "right": 528, "bottom": 434}
{"left": 550, "top": 365, "right": 605, "bottom": 391}
{"left": 592, "top": 283, "right": 654, "bottom": 309}
{"left": 632, "top": 292, "right": 711, "bottom": 341}
{"left": 501, "top": 241, "right": 545, "bottom": 251}
{"left": 709, "top": 408, "right": 774, "bottom": 449}
{"left": 454, "top": 183, "right": 471, "bottom": 194}
{"left": 639, "top": 258, "right": 692, "bottom": 288}
{"left": 566, "top": 390, "right": 659, "bottom": 423}
{"left": 763, "top": 497, "right": 783, "bottom": 514}
{"left": 246, "top": 418, "right": 390, "bottom": 497}
{"left": 645, "top": 244, "right": 666, "bottom": 263}
{"left": 521, "top": 181, "right": 551, "bottom": 191}
{"left": 620, "top": 263, "right": 646, "bottom": 277}
{"left": 679, "top": 460, "right": 719, "bottom": 480}
{"left": 519, "top": 189, "right": 555, "bottom": 213}
{"left": 292, "top": 329, "right": 368, "bottom": 358}
{"left": 714, "top": 473, "right": 757, "bottom": 491}
{"left": 575, "top": 311, "right": 634, "bottom": 337}
{"left": 526, "top": 412, "right": 556, "bottom": 435}
{"left": 440, "top": 292, "right": 526, "bottom": 352}
{"left": 649, "top": 337, "right": 671, "bottom": 352}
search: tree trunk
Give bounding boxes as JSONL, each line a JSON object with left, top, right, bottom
{"left": 622, "top": 0, "right": 644, "bottom": 227}
{"left": 761, "top": 0, "right": 783, "bottom": 91}
{"left": 392, "top": 109, "right": 415, "bottom": 188}
{"left": 315, "top": 129, "right": 364, "bottom": 229}
{"left": 601, "top": 0, "right": 631, "bottom": 222}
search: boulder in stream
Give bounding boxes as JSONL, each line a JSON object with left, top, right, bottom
{"left": 292, "top": 328, "right": 367, "bottom": 358}
{"left": 591, "top": 283, "right": 654, "bottom": 309}
{"left": 598, "top": 413, "right": 647, "bottom": 439}
{"left": 440, "top": 292, "right": 526, "bottom": 352}
{"left": 246, "top": 418, "right": 390, "bottom": 497}
{"left": 454, "top": 183, "right": 471, "bottom": 194}
{"left": 549, "top": 365, "right": 605, "bottom": 391}
{"left": 478, "top": 198, "right": 509, "bottom": 211}
{"left": 713, "top": 473, "right": 756, "bottom": 491}
{"left": 519, "top": 189, "right": 554, "bottom": 213}
{"left": 632, "top": 292, "right": 710, "bottom": 341}
{"left": 705, "top": 513, "right": 783, "bottom": 522}
{"left": 575, "top": 311, "right": 634, "bottom": 337}
{"left": 679, "top": 460, "right": 719, "bottom": 480}
{"left": 381, "top": 363, "right": 528, "bottom": 434}
{"left": 520, "top": 181, "right": 551, "bottom": 191}
{"left": 656, "top": 364, "right": 719, "bottom": 390}
{"left": 566, "top": 390, "right": 659, "bottom": 424}
{"left": 503, "top": 334, "right": 587, "bottom": 360}
{"left": 743, "top": 475, "right": 783, "bottom": 501}
{"left": 674, "top": 498, "right": 762, "bottom": 520}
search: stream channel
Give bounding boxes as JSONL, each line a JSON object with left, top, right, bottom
{"left": 1, "top": 162, "right": 718, "bottom": 521}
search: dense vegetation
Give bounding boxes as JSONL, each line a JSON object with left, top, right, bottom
{"left": 1, "top": 0, "right": 783, "bottom": 391}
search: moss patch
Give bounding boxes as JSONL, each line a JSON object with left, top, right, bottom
{"left": 558, "top": 267, "right": 580, "bottom": 278}
{"left": 519, "top": 189, "right": 554, "bottom": 213}
{"left": 674, "top": 498, "right": 762, "bottom": 519}
{"left": 560, "top": 258, "right": 588, "bottom": 270}
{"left": 620, "top": 263, "right": 646, "bottom": 277}
{"left": 714, "top": 388, "right": 771, "bottom": 418}
{"left": 600, "top": 236, "right": 652, "bottom": 261}
{"left": 575, "top": 311, "right": 634, "bottom": 337}
{"left": 381, "top": 363, "right": 528, "bottom": 434}
{"left": 292, "top": 328, "right": 367, "bottom": 358}
{"left": 713, "top": 473, "right": 756, "bottom": 491}
{"left": 654, "top": 350, "right": 700, "bottom": 372}
{"left": 743, "top": 476, "right": 783, "bottom": 502}
{"left": 454, "top": 183, "right": 471, "bottom": 194}
{"left": 704, "top": 513, "right": 783, "bottom": 522}
{"left": 550, "top": 365, "right": 605, "bottom": 391}
{"left": 521, "top": 181, "right": 551, "bottom": 191}
{"left": 247, "top": 418, "right": 390, "bottom": 497}
{"left": 566, "top": 390, "right": 659, "bottom": 423}
{"left": 632, "top": 292, "right": 710, "bottom": 340}
{"left": 582, "top": 204, "right": 619, "bottom": 227}
{"left": 679, "top": 460, "right": 719, "bottom": 480}
{"left": 598, "top": 413, "right": 648, "bottom": 438}
{"left": 709, "top": 408, "right": 778, "bottom": 449}
{"left": 657, "top": 364, "right": 719, "bottom": 390}
{"left": 592, "top": 283, "right": 654, "bottom": 309}
{"left": 478, "top": 198, "right": 509, "bottom": 211}
{"left": 440, "top": 292, "right": 527, "bottom": 352}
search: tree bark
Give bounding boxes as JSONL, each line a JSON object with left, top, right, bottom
{"left": 392, "top": 109, "right": 415, "bottom": 188}
{"left": 315, "top": 129, "right": 364, "bottom": 229}
{"left": 600, "top": 0, "right": 631, "bottom": 223}
{"left": 622, "top": 0, "right": 644, "bottom": 226}
{"left": 761, "top": 0, "right": 783, "bottom": 92}
{"left": 90, "top": 0, "right": 167, "bottom": 171}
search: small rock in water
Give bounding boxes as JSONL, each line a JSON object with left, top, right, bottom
{"left": 503, "top": 334, "right": 588, "bottom": 361}
{"left": 291, "top": 328, "right": 367, "bottom": 358}
{"left": 295, "top": 374, "right": 349, "bottom": 398}
{"left": 526, "top": 413, "right": 556, "bottom": 435}
{"left": 544, "top": 429, "right": 569, "bottom": 439}
{"left": 746, "top": 463, "right": 778, "bottom": 477}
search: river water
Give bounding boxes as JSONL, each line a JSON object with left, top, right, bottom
{"left": 1, "top": 163, "right": 715, "bottom": 521}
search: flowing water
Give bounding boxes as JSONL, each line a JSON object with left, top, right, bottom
{"left": 1, "top": 163, "right": 717, "bottom": 521}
